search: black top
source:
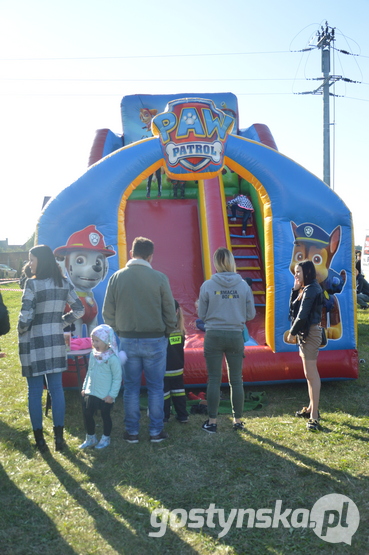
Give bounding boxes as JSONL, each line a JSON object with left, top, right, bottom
{"left": 357, "top": 273, "right": 369, "bottom": 296}
{"left": 289, "top": 279, "right": 323, "bottom": 337}
{"left": 166, "top": 332, "right": 185, "bottom": 371}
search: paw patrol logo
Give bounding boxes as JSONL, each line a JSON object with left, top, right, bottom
{"left": 304, "top": 226, "right": 314, "bottom": 238}
{"left": 151, "top": 98, "right": 234, "bottom": 180}
{"left": 89, "top": 232, "right": 100, "bottom": 247}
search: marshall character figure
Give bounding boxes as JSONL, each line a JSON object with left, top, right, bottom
{"left": 54, "top": 225, "right": 115, "bottom": 337}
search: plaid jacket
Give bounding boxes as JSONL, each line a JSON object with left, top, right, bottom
{"left": 18, "top": 278, "right": 84, "bottom": 377}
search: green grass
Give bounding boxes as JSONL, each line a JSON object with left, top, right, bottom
{"left": 1, "top": 284, "right": 368, "bottom": 554}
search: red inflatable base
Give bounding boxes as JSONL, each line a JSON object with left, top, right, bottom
{"left": 183, "top": 337, "right": 359, "bottom": 385}
{"left": 61, "top": 344, "right": 358, "bottom": 389}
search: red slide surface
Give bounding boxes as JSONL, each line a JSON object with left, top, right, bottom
{"left": 125, "top": 199, "right": 203, "bottom": 326}
{"left": 126, "top": 198, "right": 210, "bottom": 384}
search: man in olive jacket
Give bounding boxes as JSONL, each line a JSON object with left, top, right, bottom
{"left": 103, "top": 237, "right": 177, "bottom": 443}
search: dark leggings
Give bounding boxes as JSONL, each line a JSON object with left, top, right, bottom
{"left": 147, "top": 169, "right": 162, "bottom": 196}
{"left": 82, "top": 395, "right": 114, "bottom": 436}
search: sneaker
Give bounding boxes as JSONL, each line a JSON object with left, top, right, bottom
{"left": 242, "top": 230, "right": 246, "bottom": 235}
{"left": 233, "top": 421, "right": 245, "bottom": 431}
{"left": 230, "top": 217, "right": 237, "bottom": 222}
{"left": 79, "top": 434, "right": 98, "bottom": 449}
{"left": 202, "top": 420, "right": 217, "bottom": 433}
{"left": 150, "top": 430, "right": 169, "bottom": 443}
{"left": 307, "top": 418, "right": 320, "bottom": 431}
{"left": 123, "top": 431, "right": 139, "bottom": 444}
{"left": 176, "top": 416, "right": 189, "bottom": 423}
{"left": 95, "top": 435, "right": 111, "bottom": 449}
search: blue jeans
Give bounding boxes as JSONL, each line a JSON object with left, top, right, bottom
{"left": 231, "top": 205, "right": 252, "bottom": 232}
{"left": 119, "top": 336, "right": 168, "bottom": 436}
{"left": 27, "top": 372, "right": 65, "bottom": 429}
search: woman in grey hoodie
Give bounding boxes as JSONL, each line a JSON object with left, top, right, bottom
{"left": 198, "top": 247, "right": 255, "bottom": 433}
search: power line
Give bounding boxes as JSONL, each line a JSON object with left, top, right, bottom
{"left": 0, "top": 91, "right": 295, "bottom": 97}
{"left": 342, "top": 95, "right": 369, "bottom": 102}
{"left": 0, "top": 50, "right": 293, "bottom": 62}
{"left": 0, "top": 77, "right": 307, "bottom": 82}
{"left": 1, "top": 49, "right": 368, "bottom": 62}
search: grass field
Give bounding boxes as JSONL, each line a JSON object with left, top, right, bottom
{"left": 0, "top": 284, "right": 368, "bottom": 555}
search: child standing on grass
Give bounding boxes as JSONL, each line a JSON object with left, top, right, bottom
{"left": 164, "top": 300, "right": 189, "bottom": 423}
{"left": 79, "top": 324, "right": 123, "bottom": 449}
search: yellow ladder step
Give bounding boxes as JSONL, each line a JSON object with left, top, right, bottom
{"left": 237, "top": 266, "right": 261, "bottom": 271}
{"left": 229, "top": 222, "right": 251, "bottom": 226}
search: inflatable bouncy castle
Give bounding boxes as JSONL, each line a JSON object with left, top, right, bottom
{"left": 37, "top": 92, "right": 358, "bottom": 385}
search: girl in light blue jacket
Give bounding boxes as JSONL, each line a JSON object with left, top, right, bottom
{"left": 79, "top": 324, "right": 124, "bottom": 449}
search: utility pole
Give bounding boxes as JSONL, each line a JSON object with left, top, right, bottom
{"left": 297, "top": 23, "right": 359, "bottom": 188}
{"left": 317, "top": 23, "right": 335, "bottom": 187}
{"left": 298, "top": 22, "right": 338, "bottom": 187}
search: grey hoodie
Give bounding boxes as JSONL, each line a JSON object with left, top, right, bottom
{"left": 198, "top": 272, "right": 256, "bottom": 331}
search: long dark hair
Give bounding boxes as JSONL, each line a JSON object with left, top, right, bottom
{"left": 298, "top": 260, "right": 316, "bottom": 286}
{"left": 30, "top": 245, "right": 63, "bottom": 287}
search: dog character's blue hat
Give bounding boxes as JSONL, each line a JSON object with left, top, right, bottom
{"left": 294, "top": 223, "right": 330, "bottom": 246}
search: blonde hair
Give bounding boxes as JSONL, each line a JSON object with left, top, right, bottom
{"left": 213, "top": 247, "right": 236, "bottom": 273}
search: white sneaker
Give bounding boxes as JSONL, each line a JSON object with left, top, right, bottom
{"left": 79, "top": 434, "right": 98, "bottom": 448}
{"left": 95, "top": 435, "right": 111, "bottom": 449}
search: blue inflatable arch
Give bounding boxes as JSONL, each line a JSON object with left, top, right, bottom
{"left": 38, "top": 126, "right": 357, "bottom": 382}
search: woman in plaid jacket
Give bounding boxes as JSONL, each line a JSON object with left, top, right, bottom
{"left": 18, "top": 245, "right": 84, "bottom": 452}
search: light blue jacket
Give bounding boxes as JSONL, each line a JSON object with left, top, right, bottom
{"left": 82, "top": 354, "right": 122, "bottom": 401}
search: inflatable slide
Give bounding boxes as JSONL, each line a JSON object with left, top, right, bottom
{"left": 37, "top": 93, "right": 358, "bottom": 385}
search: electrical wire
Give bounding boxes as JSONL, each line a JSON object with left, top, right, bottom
{"left": 0, "top": 50, "right": 293, "bottom": 62}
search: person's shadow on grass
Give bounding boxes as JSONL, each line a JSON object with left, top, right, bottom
{"left": 0, "top": 459, "right": 77, "bottom": 554}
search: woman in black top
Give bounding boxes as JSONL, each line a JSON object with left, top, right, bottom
{"left": 286, "top": 260, "right": 323, "bottom": 431}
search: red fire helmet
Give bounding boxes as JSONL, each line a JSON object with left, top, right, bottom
{"left": 53, "top": 225, "right": 116, "bottom": 257}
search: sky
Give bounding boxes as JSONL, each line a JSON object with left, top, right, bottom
{"left": 1, "top": 0, "right": 368, "bottom": 247}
